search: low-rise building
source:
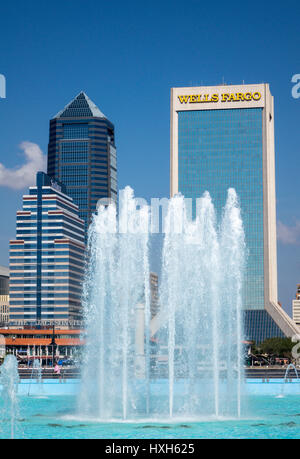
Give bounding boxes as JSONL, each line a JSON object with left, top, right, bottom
{"left": 0, "top": 327, "right": 84, "bottom": 365}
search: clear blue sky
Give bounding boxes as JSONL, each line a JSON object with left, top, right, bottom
{"left": 0, "top": 0, "right": 299, "bottom": 315}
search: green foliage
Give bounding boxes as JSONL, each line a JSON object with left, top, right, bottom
{"left": 257, "top": 338, "right": 294, "bottom": 358}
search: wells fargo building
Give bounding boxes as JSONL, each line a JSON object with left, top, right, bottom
{"left": 170, "top": 83, "right": 299, "bottom": 342}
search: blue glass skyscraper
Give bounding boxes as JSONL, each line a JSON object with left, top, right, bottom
{"left": 171, "top": 84, "right": 299, "bottom": 342}
{"left": 47, "top": 91, "right": 117, "bottom": 234}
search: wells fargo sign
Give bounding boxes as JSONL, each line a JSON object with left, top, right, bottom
{"left": 178, "top": 92, "right": 262, "bottom": 104}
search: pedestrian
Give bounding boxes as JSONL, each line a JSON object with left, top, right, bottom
{"left": 54, "top": 362, "right": 61, "bottom": 379}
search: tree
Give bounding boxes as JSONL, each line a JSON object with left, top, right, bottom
{"left": 258, "top": 338, "right": 294, "bottom": 359}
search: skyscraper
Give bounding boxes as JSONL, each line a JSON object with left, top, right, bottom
{"left": 9, "top": 172, "right": 85, "bottom": 326}
{"left": 170, "top": 83, "right": 299, "bottom": 342}
{"left": 0, "top": 266, "right": 9, "bottom": 325}
{"left": 292, "top": 284, "right": 300, "bottom": 327}
{"left": 47, "top": 91, "right": 117, "bottom": 234}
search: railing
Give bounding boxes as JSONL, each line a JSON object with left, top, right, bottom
{"left": 15, "top": 366, "right": 300, "bottom": 380}
{"left": 18, "top": 367, "right": 80, "bottom": 379}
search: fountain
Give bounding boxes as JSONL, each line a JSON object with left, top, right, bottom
{"left": 28, "top": 359, "right": 44, "bottom": 397}
{"left": 79, "top": 187, "right": 150, "bottom": 419}
{"left": 284, "top": 363, "right": 299, "bottom": 382}
{"left": 78, "top": 186, "right": 245, "bottom": 421}
{"left": 276, "top": 363, "right": 299, "bottom": 398}
{"left": 0, "top": 354, "right": 20, "bottom": 439}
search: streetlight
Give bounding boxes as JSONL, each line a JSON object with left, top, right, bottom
{"left": 50, "top": 325, "right": 57, "bottom": 368}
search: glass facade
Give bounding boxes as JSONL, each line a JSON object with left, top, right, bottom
{"left": 244, "top": 310, "right": 285, "bottom": 344}
{"left": 47, "top": 92, "right": 117, "bottom": 235}
{"left": 61, "top": 142, "right": 89, "bottom": 163}
{"left": 178, "top": 108, "right": 264, "bottom": 311}
{"left": 63, "top": 123, "right": 89, "bottom": 139}
{"left": 0, "top": 273, "right": 9, "bottom": 295}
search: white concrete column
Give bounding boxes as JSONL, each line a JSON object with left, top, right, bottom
{"left": 135, "top": 302, "right": 145, "bottom": 378}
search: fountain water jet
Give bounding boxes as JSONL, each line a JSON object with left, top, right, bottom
{"left": 78, "top": 187, "right": 150, "bottom": 420}
{"left": 219, "top": 188, "right": 246, "bottom": 417}
{"left": 0, "top": 354, "right": 20, "bottom": 438}
{"left": 78, "top": 186, "right": 246, "bottom": 420}
{"left": 28, "top": 359, "right": 44, "bottom": 397}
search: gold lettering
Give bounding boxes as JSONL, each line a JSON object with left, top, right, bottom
{"left": 178, "top": 91, "right": 259, "bottom": 104}
{"left": 211, "top": 94, "right": 219, "bottom": 102}
{"left": 252, "top": 92, "right": 261, "bottom": 101}
{"left": 228, "top": 93, "right": 237, "bottom": 102}
{"left": 244, "top": 93, "right": 252, "bottom": 101}
{"left": 178, "top": 95, "right": 190, "bottom": 104}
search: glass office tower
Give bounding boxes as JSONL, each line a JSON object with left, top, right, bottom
{"left": 9, "top": 172, "right": 85, "bottom": 326}
{"left": 171, "top": 84, "right": 299, "bottom": 342}
{"left": 47, "top": 91, "right": 117, "bottom": 234}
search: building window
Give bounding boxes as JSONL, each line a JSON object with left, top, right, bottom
{"left": 63, "top": 124, "right": 89, "bottom": 139}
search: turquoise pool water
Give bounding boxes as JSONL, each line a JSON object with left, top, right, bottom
{"left": 1, "top": 393, "right": 300, "bottom": 439}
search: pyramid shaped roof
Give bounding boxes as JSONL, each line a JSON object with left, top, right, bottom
{"left": 53, "top": 91, "right": 106, "bottom": 119}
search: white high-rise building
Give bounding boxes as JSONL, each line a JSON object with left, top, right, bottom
{"left": 292, "top": 284, "right": 300, "bottom": 326}
{"left": 170, "top": 83, "right": 299, "bottom": 342}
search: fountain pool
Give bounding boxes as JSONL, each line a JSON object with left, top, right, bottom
{"left": 1, "top": 392, "right": 300, "bottom": 439}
